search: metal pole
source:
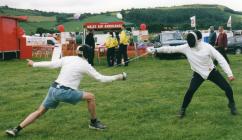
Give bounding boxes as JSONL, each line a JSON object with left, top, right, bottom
{"left": 83, "top": 27, "right": 86, "bottom": 45}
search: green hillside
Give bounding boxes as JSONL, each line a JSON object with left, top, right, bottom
{"left": 20, "top": 21, "right": 58, "bottom": 35}
{"left": 18, "top": 15, "right": 123, "bottom": 34}
{"left": 27, "top": 16, "right": 56, "bottom": 22}
{"left": 0, "top": 5, "right": 71, "bottom": 17}
{"left": 1, "top": 4, "right": 242, "bottom": 34}
{"left": 122, "top": 4, "right": 242, "bottom": 31}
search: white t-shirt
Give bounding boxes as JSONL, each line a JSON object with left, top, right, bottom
{"left": 156, "top": 41, "right": 233, "bottom": 79}
{"left": 33, "top": 56, "right": 122, "bottom": 90}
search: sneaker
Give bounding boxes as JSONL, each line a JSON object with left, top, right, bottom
{"left": 178, "top": 108, "right": 186, "bottom": 118}
{"left": 89, "top": 120, "right": 106, "bottom": 130}
{"left": 228, "top": 103, "right": 238, "bottom": 115}
{"left": 5, "top": 128, "right": 19, "bottom": 137}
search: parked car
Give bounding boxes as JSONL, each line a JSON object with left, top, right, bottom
{"left": 227, "top": 35, "right": 242, "bottom": 55}
{"left": 154, "top": 31, "right": 187, "bottom": 59}
{"left": 133, "top": 42, "right": 154, "bottom": 57}
{"left": 137, "top": 42, "right": 154, "bottom": 49}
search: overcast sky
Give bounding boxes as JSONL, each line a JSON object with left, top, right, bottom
{"left": 0, "top": 0, "right": 241, "bottom": 13}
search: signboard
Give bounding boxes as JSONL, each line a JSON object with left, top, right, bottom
{"left": 140, "top": 30, "right": 148, "bottom": 35}
{"left": 26, "top": 36, "right": 47, "bottom": 46}
{"left": 132, "top": 30, "right": 149, "bottom": 42}
{"left": 84, "top": 22, "right": 124, "bottom": 30}
{"left": 132, "top": 30, "right": 140, "bottom": 36}
{"left": 94, "top": 34, "right": 109, "bottom": 45}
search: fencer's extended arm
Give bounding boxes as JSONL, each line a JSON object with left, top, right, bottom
{"left": 210, "top": 46, "right": 233, "bottom": 77}
{"left": 33, "top": 59, "right": 62, "bottom": 69}
{"left": 85, "top": 64, "right": 125, "bottom": 82}
{"left": 155, "top": 44, "right": 187, "bottom": 54}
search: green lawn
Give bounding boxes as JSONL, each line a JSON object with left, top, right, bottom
{"left": 1, "top": 55, "right": 242, "bottom": 140}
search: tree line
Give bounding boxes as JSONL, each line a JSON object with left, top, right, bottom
{"left": 121, "top": 5, "right": 242, "bottom": 32}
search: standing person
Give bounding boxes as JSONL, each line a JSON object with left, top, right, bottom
{"left": 147, "top": 30, "right": 237, "bottom": 118}
{"left": 114, "top": 31, "right": 120, "bottom": 64}
{"left": 85, "top": 30, "right": 95, "bottom": 66}
{"left": 117, "top": 24, "right": 129, "bottom": 66}
{"left": 215, "top": 26, "right": 230, "bottom": 64}
{"left": 208, "top": 26, "right": 217, "bottom": 47}
{"left": 6, "top": 45, "right": 127, "bottom": 137}
{"left": 115, "top": 31, "right": 120, "bottom": 44}
{"left": 105, "top": 32, "right": 118, "bottom": 67}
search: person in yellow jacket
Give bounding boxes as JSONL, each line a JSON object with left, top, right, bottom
{"left": 105, "top": 32, "right": 118, "bottom": 67}
{"left": 117, "top": 24, "right": 130, "bottom": 66}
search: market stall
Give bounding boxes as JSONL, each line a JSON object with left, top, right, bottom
{"left": 83, "top": 21, "right": 125, "bottom": 63}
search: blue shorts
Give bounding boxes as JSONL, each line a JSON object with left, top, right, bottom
{"left": 42, "top": 87, "right": 84, "bottom": 109}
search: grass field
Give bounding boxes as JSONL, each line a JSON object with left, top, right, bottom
{"left": 1, "top": 55, "right": 242, "bottom": 140}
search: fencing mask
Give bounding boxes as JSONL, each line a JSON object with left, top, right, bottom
{"left": 187, "top": 30, "right": 202, "bottom": 48}
{"left": 76, "top": 44, "right": 91, "bottom": 59}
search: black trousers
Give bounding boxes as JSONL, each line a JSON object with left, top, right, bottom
{"left": 215, "top": 47, "right": 230, "bottom": 65}
{"left": 88, "top": 47, "right": 95, "bottom": 66}
{"left": 107, "top": 47, "right": 115, "bottom": 66}
{"left": 117, "top": 44, "right": 128, "bottom": 66}
{"left": 181, "top": 69, "right": 235, "bottom": 109}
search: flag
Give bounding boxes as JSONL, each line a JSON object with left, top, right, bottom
{"left": 190, "top": 16, "right": 196, "bottom": 28}
{"left": 227, "top": 16, "right": 232, "bottom": 28}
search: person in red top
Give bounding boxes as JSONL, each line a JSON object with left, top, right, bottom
{"left": 215, "top": 26, "right": 230, "bottom": 64}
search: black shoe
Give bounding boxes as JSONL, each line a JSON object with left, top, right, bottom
{"left": 89, "top": 120, "right": 106, "bottom": 130}
{"left": 228, "top": 103, "right": 238, "bottom": 115}
{"left": 5, "top": 128, "right": 19, "bottom": 137}
{"left": 178, "top": 108, "right": 186, "bottom": 118}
